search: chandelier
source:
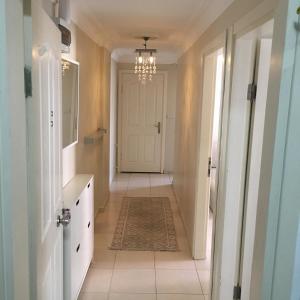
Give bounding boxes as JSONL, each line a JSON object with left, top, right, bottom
{"left": 134, "top": 37, "right": 157, "bottom": 84}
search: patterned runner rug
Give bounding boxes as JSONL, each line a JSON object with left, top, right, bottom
{"left": 110, "top": 197, "right": 178, "bottom": 251}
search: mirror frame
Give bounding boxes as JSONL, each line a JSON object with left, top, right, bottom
{"left": 61, "top": 57, "right": 80, "bottom": 149}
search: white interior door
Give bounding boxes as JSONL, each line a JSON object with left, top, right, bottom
{"left": 218, "top": 37, "right": 257, "bottom": 299}
{"left": 210, "top": 51, "right": 224, "bottom": 214}
{"left": 28, "top": 1, "right": 63, "bottom": 299}
{"left": 194, "top": 51, "right": 217, "bottom": 259}
{"left": 120, "top": 73, "right": 165, "bottom": 173}
{"left": 240, "top": 38, "right": 273, "bottom": 300}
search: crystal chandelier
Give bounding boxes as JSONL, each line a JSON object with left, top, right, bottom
{"left": 134, "top": 37, "right": 157, "bottom": 84}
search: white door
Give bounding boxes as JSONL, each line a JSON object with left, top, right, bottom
{"left": 218, "top": 23, "right": 273, "bottom": 298}
{"left": 28, "top": 1, "right": 63, "bottom": 299}
{"left": 218, "top": 37, "right": 257, "bottom": 299}
{"left": 120, "top": 73, "right": 165, "bottom": 172}
{"left": 194, "top": 51, "right": 217, "bottom": 258}
{"left": 240, "top": 38, "right": 273, "bottom": 300}
{"left": 209, "top": 51, "right": 224, "bottom": 214}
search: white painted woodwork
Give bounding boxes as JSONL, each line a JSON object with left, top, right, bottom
{"left": 241, "top": 38, "right": 272, "bottom": 300}
{"left": 218, "top": 37, "right": 257, "bottom": 299}
{"left": 63, "top": 175, "right": 94, "bottom": 300}
{"left": 29, "top": 1, "right": 63, "bottom": 299}
{"left": 194, "top": 52, "right": 217, "bottom": 259}
{"left": 120, "top": 73, "right": 166, "bottom": 173}
{"left": 0, "top": 0, "right": 30, "bottom": 298}
{"left": 210, "top": 52, "right": 224, "bottom": 215}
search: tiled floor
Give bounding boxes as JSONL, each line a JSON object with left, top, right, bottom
{"left": 79, "top": 173, "right": 211, "bottom": 300}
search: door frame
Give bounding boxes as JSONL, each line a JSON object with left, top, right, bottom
{"left": 0, "top": 0, "right": 30, "bottom": 299}
{"left": 255, "top": 0, "right": 300, "bottom": 298}
{"left": 212, "top": 16, "right": 276, "bottom": 300}
{"left": 117, "top": 70, "right": 168, "bottom": 173}
{"left": 193, "top": 31, "right": 227, "bottom": 261}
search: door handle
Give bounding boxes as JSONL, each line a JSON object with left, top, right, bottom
{"left": 154, "top": 122, "right": 161, "bottom": 134}
{"left": 56, "top": 208, "right": 71, "bottom": 227}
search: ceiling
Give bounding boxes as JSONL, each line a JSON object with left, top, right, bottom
{"left": 71, "top": 0, "right": 234, "bottom": 63}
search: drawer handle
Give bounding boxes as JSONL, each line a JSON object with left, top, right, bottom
{"left": 88, "top": 221, "right": 91, "bottom": 228}
{"left": 76, "top": 244, "right": 80, "bottom": 253}
{"left": 76, "top": 199, "right": 80, "bottom": 206}
{"left": 87, "top": 183, "right": 90, "bottom": 188}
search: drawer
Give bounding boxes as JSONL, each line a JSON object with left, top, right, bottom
{"left": 71, "top": 241, "right": 85, "bottom": 300}
{"left": 81, "top": 179, "right": 94, "bottom": 237}
{"left": 70, "top": 192, "right": 84, "bottom": 249}
{"left": 82, "top": 216, "right": 94, "bottom": 272}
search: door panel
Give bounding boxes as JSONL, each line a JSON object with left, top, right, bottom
{"left": 29, "top": 1, "right": 63, "bottom": 299}
{"left": 241, "top": 38, "right": 272, "bottom": 300}
{"left": 120, "top": 73, "right": 165, "bottom": 172}
{"left": 218, "top": 38, "right": 257, "bottom": 299}
{"left": 194, "top": 51, "right": 218, "bottom": 259}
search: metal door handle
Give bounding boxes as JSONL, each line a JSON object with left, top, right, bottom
{"left": 56, "top": 208, "right": 71, "bottom": 227}
{"left": 154, "top": 122, "right": 161, "bottom": 134}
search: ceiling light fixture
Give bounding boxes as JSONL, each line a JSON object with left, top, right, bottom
{"left": 134, "top": 37, "right": 157, "bottom": 84}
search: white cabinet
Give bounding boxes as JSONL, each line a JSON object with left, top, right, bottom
{"left": 63, "top": 174, "right": 94, "bottom": 300}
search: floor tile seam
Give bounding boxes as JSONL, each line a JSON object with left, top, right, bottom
{"left": 106, "top": 230, "right": 118, "bottom": 294}
{"left": 112, "top": 268, "right": 157, "bottom": 271}
{"left": 113, "top": 267, "right": 156, "bottom": 270}
{"left": 154, "top": 250, "right": 158, "bottom": 297}
{"left": 109, "top": 291, "right": 158, "bottom": 295}
{"left": 195, "top": 264, "right": 205, "bottom": 295}
{"left": 155, "top": 268, "right": 199, "bottom": 271}
{"left": 156, "top": 292, "right": 204, "bottom": 295}
{"left": 154, "top": 266, "right": 196, "bottom": 270}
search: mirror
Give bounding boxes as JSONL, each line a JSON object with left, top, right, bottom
{"left": 62, "top": 58, "right": 79, "bottom": 148}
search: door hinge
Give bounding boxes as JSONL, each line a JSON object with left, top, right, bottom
{"left": 247, "top": 83, "right": 257, "bottom": 101}
{"left": 24, "top": 65, "right": 32, "bottom": 98}
{"left": 233, "top": 284, "right": 241, "bottom": 300}
{"left": 208, "top": 157, "right": 212, "bottom": 177}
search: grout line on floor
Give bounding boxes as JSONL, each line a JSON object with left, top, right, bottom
{"left": 195, "top": 267, "right": 205, "bottom": 296}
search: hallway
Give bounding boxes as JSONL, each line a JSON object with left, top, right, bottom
{"left": 79, "top": 173, "right": 211, "bottom": 300}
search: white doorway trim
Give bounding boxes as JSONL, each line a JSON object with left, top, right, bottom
{"left": 213, "top": 18, "right": 274, "bottom": 300}
{"left": 193, "top": 32, "right": 227, "bottom": 260}
{"left": 117, "top": 70, "right": 168, "bottom": 174}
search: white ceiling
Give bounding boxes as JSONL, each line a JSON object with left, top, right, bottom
{"left": 71, "top": 0, "right": 234, "bottom": 63}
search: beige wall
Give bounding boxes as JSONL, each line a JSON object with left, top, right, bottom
{"left": 62, "top": 23, "right": 111, "bottom": 212}
{"left": 117, "top": 63, "right": 178, "bottom": 173}
{"left": 173, "top": 0, "right": 278, "bottom": 249}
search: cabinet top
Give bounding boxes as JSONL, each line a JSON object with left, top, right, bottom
{"left": 63, "top": 174, "right": 94, "bottom": 208}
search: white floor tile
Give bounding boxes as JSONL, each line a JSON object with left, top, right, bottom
{"left": 79, "top": 292, "right": 108, "bottom": 300}
{"left": 155, "top": 251, "right": 195, "bottom": 269}
{"left": 110, "top": 269, "right": 156, "bottom": 293}
{"left": 157, "top": 294, "right": 205, "bottom": 300}
{"left": 94, "top": 233, "right": 114, "bottom": 249}
{"left": 91, "top": 249, "right": 116, "bottom": 269}
{"left": 82, "top": 269, "right": 113, "bottom": 293}
{"left": 156, "top": 269, "right": 202, "bottom": 294}
{"left": 197, "top": 270, "right": 210, "bottom": 294}
{"left": 109, "top": 293, "right": 156, "bottom": 300}
{"left": 195, "top": 258, "right": 211, "bottom": 271}
{"left": 115, "top": 251, "right": 155, "bottom": 269}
